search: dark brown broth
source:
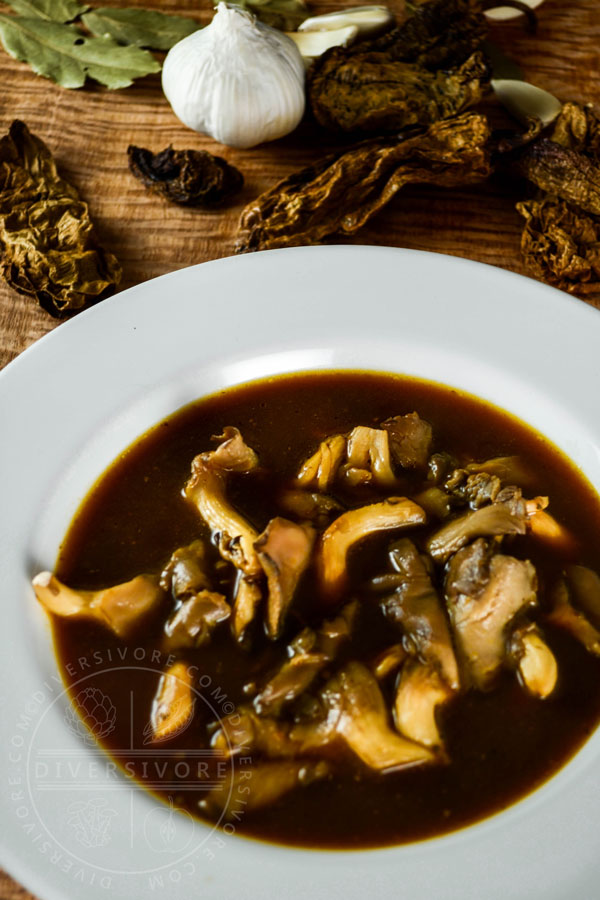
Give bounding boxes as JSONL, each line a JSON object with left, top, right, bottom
{"left": 52, "top": 371, "right": 600, "bottom": 848}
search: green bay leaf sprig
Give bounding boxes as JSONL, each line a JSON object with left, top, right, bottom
{"left": 0, "top": 2, "right": 202, "bottom": 89}
{"left": 81, "top": 8, "right": 199, "bottom": 51}
{"left": 0, "top": 0, "right": 313, "bottom": 89}
{"left": 0, "top": 15, "right": 160, "bottom": 88}
{"left": 4, "top": 0, "right": 90, "bottom": 23}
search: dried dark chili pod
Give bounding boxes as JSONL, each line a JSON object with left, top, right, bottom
{"left": 513, "top": 102, "right": 600, "bottom": 295}
{"left": 309, "top": 49, "right": 490, "bottom": 136}
{"left": 517, "top": 196, "right": 600, "bottom": 295}
{"left": 236, "top": 112, "right": 491, "bottom": 253}
{"left": 0, "top": 120, "right": 121, "bottom": 318}
{"left": 128, "top": 145, "right": 243, "bottom": 207}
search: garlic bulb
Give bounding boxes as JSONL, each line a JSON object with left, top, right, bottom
{"left": 162, "top": 3, "right": 306, "bottom": 150}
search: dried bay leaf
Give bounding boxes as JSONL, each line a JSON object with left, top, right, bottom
{"left": 237, "top": 112, "right": 491, "bottom": 252}
{"left": 4, "top": 0, "right": 89, "bottom": 22}
{"left": 128, "top": 145, "right": 244, "bottom": 207}
{"left": 219, "top": 0, "right": 309, "bottom": 32}
{"left": 0, "top": 120, "right": 121, "bottom": 317}
{"left": 82, "top": 8, "right": 199, "bottom": 51}
{"left": 0, "top": 15, "right": 160, "bottom": 88}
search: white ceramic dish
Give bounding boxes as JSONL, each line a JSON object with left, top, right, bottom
{"left": 1, "top": 246, "right": 600, "bottom": 900}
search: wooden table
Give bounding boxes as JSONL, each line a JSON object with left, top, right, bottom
{"left": 0, "top": 0, "right": 598, "bottom": 895}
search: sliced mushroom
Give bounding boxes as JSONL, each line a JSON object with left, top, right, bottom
{"left": 160, "top": 540, "right": 213, "bottom": 597}
{"left": 381, "top": 412, "right": 432, "bottom": 469}
{"left": 426, "top": 487, "right": 528, "bottom": 563}
{"left": 231, "top": 576, "right": 263, "bottom": 643}
{"left": 444, "top": 469, "right": 502, "bottom": 509}
{"left": 371, "top": 643, "right": 407, "bottom": 680}
{"left": 508, "top": 624, "right": 558, "bottom": 698}
{"left": 253, "top": 602, "right": 357, "bottom": 715}
{"left": 527, "top": 508, "right": 575, "bottom": 553}
{"left": 255, "top": 517, "right": 316, "bottom": 640}
{"left": 279, "top": 488, "right": 343, "bottom": 524}
{"left": 393, "top": 660, "right": 452, "bottom": 748}
{"left": 380, "top": 539, "right": 459, "bottom": 690}
{"left": 465, "top": 455, "right": 534, "bottom": 487}
{"left": 295, "top": 434, "right": 346, "bottom": 492}
{"left": 199, "top": 759, "right": 330, "bottom": 819}
{"left": 547, "top": 577, "right": 600, "bottom": 655}
{"left": 445, "top": 539, "right": 538, "bottom": 689}
{"left": 253, "top": 641, "right": 329, "bottom": 716}
{"left": 320, "top": 662, "right": 435, "bottom": 771}
{"left": 412, "top": 486, "right": 452, "bottom": 520}
{"left": 32, "top": 571, "right": 164, "bottom": 639}
{"left": 163, "top": 590, "right": 230, "bottom": 650}
{"left": 340, "top": 426, "right": 397, "bottom": 488}
{"left": 211, "top": 705, "right": 332, "bottom": 759}
{"left": 317, "top": 497, "right": 426, "bottom": 595}
{"left": 149, "top": 662, "right": 194, "bottom": 743}
{"left": 184, "top": 427, "right": 262, "bottom": 579}
{"left": 565, "top": 565, "right": 600, "bottom": 628}
{"left": 209, "top": 426, "right": 259, "bottom": 473}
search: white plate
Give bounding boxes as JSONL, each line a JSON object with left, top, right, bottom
{"left": 1, "top": 246, "right": 600, "bottom": 900}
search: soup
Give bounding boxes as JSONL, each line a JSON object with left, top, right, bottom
{"left": 33, "top": 371, "right": 600, "bottom": 848}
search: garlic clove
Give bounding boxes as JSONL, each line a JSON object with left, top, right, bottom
{"left": 162, "top": 2, "right": 305, "bottom": 150}
{"left": 298, "top": 6, "right": 393, "bottom": 37}
{"left": 286, "top": 25, "right": 359, "bottom": 62}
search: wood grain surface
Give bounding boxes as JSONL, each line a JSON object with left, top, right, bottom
{"left": 0, "top": 1, "right": 599, "bottom": 896}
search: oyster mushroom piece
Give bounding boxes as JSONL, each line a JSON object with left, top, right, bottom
{"left": 381, "top": 539, "right": 460, "bottom": 690}
{"left": 163, "top": 590, "right": 230, "bottom": 650}
{"left": 321, "top": 662, "right": 435, "bottom": 771}
{"left": 255, "top": 517, "right": 316, "bottom": 640}
{"left": 32, "top": 571, "right": 164, "bottom": 639}
{"left": 445, "top": 539, "right": 538, "bottom": 690}
{"left": 393, "top": 660, "right": 452, "bottom": 748}
{"left": 160, "top": 539, "right": 213, "bottom": 597}
{"left": 565, "top": 565, "right": 600, "bottom": 627}
{"left": 295, "top": 433, "right": 346, "bottom": 492}
{"left": 149, "top": 662, "right": 194, "bottom": 743}
{"left": 527, "top": 507, "right": 576, "bottom": 553}
{"left": 253, "top": 602, "right": 357, "bottom": 715}
{"left": 341, "top": 425, "right": 397, "bottom": 488}
{"left": 465, "top": 456, "right": 534, "bottom": 487}
{"left": 426, "top": 487, "right": 528, "bottom": 563}
{"left": 199, "top": 759, "right": 331, "bottom": 819}
{"left": 318, "top": 497, "right": 427, "bottom": 595}
{"left": 381, "top": 412, "right": 432, "bottom": 469}
{"left": 211, "top": 705, "right": 333, "bottom": 759}
{"left": 231, "top": 576, "right": 263, "bottom": 643}
{"left": 184, "top": 459, "right": 262, "bottom": 578}
{"left": 508, "top": 624, "right": 558, "bottom": 699}
{"left": 279, "top": 488, "right": 343, "bottom": 524}
{"left": 371, "top": 643, "right": 407, "bottom": 680}
{"left": 547, "top": 577, "right": 600, "bottom": 655}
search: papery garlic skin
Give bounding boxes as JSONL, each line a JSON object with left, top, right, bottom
{"left": 162, "top": 3, "right": 306, "bottom": 150}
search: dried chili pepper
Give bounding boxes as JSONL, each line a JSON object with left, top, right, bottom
{"left": 0, "top": 120, "right": 121, "bottom": 317}
{"left": 237, "top": 112, "right": 491, "bottom": 252}
{"left": 128, "top": 145, "right": 243, "bottom": 207}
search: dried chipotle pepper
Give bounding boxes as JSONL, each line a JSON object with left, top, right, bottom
{"left": 236, "top": 112, "right": 491, "bottom": 252}
{"left": 307, "top": 0, "right": 499, "bottom": 136}
{"left": 0, "top": 120, "right": 121, "bottom": 317}
{"left": 128, "top": 145, "right": 243, "bottom": 207}
{"left": 515, "top": 102, "right": 600, "bottom": 295}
